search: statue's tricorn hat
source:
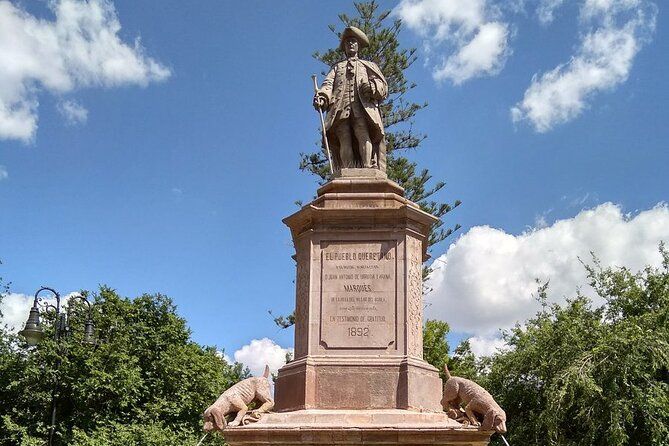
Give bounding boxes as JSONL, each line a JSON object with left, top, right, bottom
{"left": 340, "top": 26, "right": 370, "bottom": 51}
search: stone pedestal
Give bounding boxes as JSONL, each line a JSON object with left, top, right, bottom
{"left": 274, "top": 173, "right": 441, "bottom": 412}
{"left": 224, "top": 172, "right": 492, "bottom": 445}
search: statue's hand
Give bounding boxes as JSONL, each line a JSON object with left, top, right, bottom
{"left": 360, "top": 82, "right": 375, "bottom": 99}
{"left": 313, "top": 94, "right": 327, "bottom": 111}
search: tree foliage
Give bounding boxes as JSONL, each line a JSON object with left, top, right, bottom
{"left": 423, "top": 319, "right": 450, "bottom": 380}
{"left": 0, "top": 287, "right": 244, "bottom": 446}
{"left": 448, "top": 339, "right": 480, "bottom": 382}
{"left": 422, "top": 319, "right": 485, "bottom": 382}
{"left": 483, "top": 248, "right": 669, "bottom": 446}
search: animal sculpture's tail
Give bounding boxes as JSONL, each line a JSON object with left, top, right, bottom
{"left": 263, "top": 364, "right": 270, "bottom": 378}
{"left": 443, "top": 363, "right": 452, "bottom": 380}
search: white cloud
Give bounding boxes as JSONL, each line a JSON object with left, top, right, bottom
{"left": 537, "top": 0, "right": 567, "bottom": 24}
{"left": 533, "top": 211, "right": 550, "bottom": 229}
{"left": 58, "top": 100, "right": 88, "bottom": 125}
{"left": 501, "top": 0, "right": 528, "bottom": 15}
{"left": 233, "top": 338, "right": 293, "bottom": 377}
{"left": 0, "top": 0, "right": 170, "bottom": 142}
{"left": 468, "top": 336, "right": 509, "bottom": 357}
{"left": 395, "top": 0, "right": 510, "bottom": 84}
{"left": 426, "top": 203, "right": 669, "bottom": 336}
{"left": 215, "top": 350, "right": 232, "bottom": 365}
{"left": 511, "top": 0, "right": 656, "bottom": 132}
{"left": 1, "top": 293, "right": 34, "bottom": 332}
{"left": 0, "top": 165, "right": 7, "bottom": 181}
{"left": 434, "top": 22, "right": 510, "bottom": 85}
{"left": 581, "top": 0, "right": 647, "bottom": 19}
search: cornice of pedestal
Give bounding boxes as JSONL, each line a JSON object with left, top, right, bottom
{"left": 284, "top": 175, "right": 438, "bottom": 250}
{"left": 277, "top": 355, "right": 440, "bottom": 373}
{"left": 283, "top": 201, "right": 438, "bottom": 262}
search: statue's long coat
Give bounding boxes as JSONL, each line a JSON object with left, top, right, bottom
{"left": 318, "top": 59, "right": 388, "bottom": 170}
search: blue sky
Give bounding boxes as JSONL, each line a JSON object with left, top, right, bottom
{"left": 1, "top": 0, "right": 668, "bottom": 373}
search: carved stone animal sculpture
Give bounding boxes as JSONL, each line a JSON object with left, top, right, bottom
{"left": 441, "top": 364, "right": 507, "bottom": 433}
{"left": 203, "top": 365, "right": 274, "bottom": 431}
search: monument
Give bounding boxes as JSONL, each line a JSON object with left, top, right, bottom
{"left": 210, "top": 26, "right": 500, "bottom": 446}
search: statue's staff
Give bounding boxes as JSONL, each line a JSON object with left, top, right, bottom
{"left": 311, "top": 74, "right": 334, "bottom": 175}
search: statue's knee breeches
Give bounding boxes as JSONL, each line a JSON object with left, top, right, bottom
{"left": 334, "top": 120, "right": 355, "bottom": 167}
{"left": 352, "top": 117, "right": 373, "bottom": 167}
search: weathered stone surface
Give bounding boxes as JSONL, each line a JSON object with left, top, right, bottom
{"left": 274, "top": 177, "right": 441, "bottom": 412}
{"left": 223, "top": 409, "right": 492, "bottom": 446}
{"left": 274, "top": 357, "right": 442, "bottom": 412}
{"left": 338, "top": 167, "right": 387, "bottom": 179}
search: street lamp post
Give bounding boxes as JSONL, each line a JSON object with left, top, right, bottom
{"left": 18, "top": 286, "right": 97, "bottom": 446}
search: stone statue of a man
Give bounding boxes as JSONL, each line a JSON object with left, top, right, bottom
{"left": 313, "top": 26, "right": 388, "bottom": 172}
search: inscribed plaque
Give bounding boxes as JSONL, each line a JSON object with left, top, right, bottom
{"left": 320, "top": 240, "right": 396, "bottom": 349}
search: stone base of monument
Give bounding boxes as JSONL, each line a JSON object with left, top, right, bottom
{"left": 274, "top": 356, "right": 443, "bottom": 412}
{"left": 222, "top": 409, "right": 492, "bottom": 445}
{"left": 221, "top": 172, "right": 492, "bottom": 446}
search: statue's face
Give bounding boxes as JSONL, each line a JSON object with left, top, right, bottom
{"left": 344, "top": 37, "right": 359, "bottom": 57}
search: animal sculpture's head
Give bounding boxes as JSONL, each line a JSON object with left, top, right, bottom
{"left": 489, "top": 410, "right": 507, "bottom": 434}
{"left": 203, "top": 404, "right": 228, "bottom": 432}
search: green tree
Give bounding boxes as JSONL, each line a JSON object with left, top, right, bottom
{"left": 422, "top": 320, "right": 483, "bottom": 382}
{"left": 483, "top": 249, "right": 669, "bottom": 446}
{"left": 422, "top": 319, "right": 450, "bottom": 380}
{"left": 448, "top": 340, "right": 479, "bottom": 381}
{"left": 0, "top": 286, "right": 245, "bottom": 446}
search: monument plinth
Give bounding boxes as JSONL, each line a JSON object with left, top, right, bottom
{"left": 222, "top": 409, "right": 491, "bottom": 446}
{"left": 274, "top": 173, "right": 442, "bottom": 412}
